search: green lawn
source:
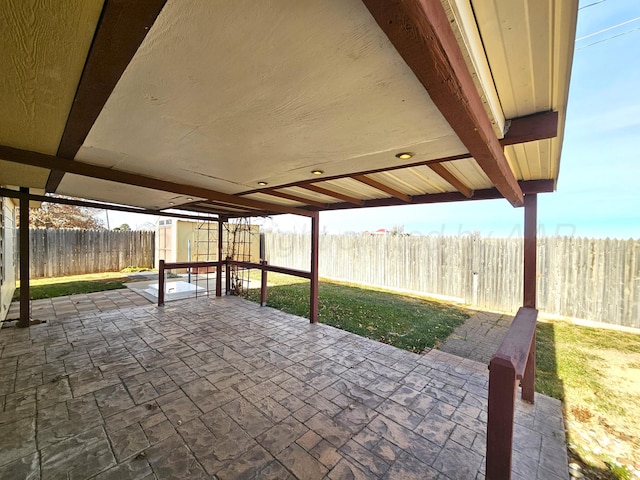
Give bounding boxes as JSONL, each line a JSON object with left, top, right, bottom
{"left": 13, "top": 272, "right": 129, "bottom": 300}
{"left": 246, "top": 274, "right": 469, "bottom": 352}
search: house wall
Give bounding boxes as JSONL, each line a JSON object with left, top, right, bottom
{"left": 0, "top": 197, "right": 17, "bottom": 321}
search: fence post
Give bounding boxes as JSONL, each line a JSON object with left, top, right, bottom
{"left": 260, "top": 260, "right": 268, "bottom": 306}
{"left": 158, "top": 260, "right": 165, "bottom": 307}
{"left": 486, "top": 354, "right": 517, "bottom": 480}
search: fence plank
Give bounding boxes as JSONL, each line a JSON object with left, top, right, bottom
{"left": 23, "top": 229, "right": 155, "bottom": 278}
{"left": 264, "top": 233, "right": 640, "bottom": 329}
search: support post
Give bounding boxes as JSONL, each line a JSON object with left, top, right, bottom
{"left": 216, "top": 218, "right": 224, "bottom": 297}
{"left": 310, "top": 212, "right": 319, "bottom": 323}
{"left": 158, "top": 259, "right": 165, "bottom": 306}
{"left": 225, "top": 256, "right": 231, "bottom": 295}
{"left": 522, "top": 193, "right": 537, "bottom": 404}
{"left": 523, "top": 194, "right": 537, "bottom": 308}
{"left": 18, "top": 187, "right": 30, "bottom": 328}
{"left": 260, "top": 260, "right": 268, "bottom": 307}
{"left": 486, "top": 355, "right": 517, "bottom": 480}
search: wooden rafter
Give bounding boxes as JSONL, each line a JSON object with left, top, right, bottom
{"left": 183, "top": 204, "right": 241, "bottom": 215}
{"left": 238, "top": 109, "right": 556, "bottom": 199}
{"left": 362, "top": 0, "right": 524, "bottom": 206}
{"left": 352, "top": 175, "right": 411, "bottom": 203}
{"left": 501, "top": 111, "right": 558, "bottom": 147}
{"left": 0, "top": 188, "right": 219, "bottom": 222}
{"left": 47, "top": 0, "right": 169, "bottom": 192}
{"left": 259, "top": 190, "right": 327, "bottom": 209}
{"left": 427, "top": 164, "right": 473, "bottom": 198}
{"left": 0, "top": 145, "right": 313, "bottom": 217}
{"left": 301, "top": 184, "right": 364, "bottom": 206}
{"left": 309, "top": 180, "right": 554, "bottom": 212}
{"left": 239, "top": 153, "right": 471, "bottom": 196}
{"left": 191, "top": 200, "right": 260, "bottom": 213}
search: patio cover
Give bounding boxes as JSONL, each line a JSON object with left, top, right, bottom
{"left": 0, "top": 0, "right": 578, "bottom": 218}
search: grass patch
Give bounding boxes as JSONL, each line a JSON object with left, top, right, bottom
{"left": 246, "top": 273, "right": 469, "bottom": 353}
{"left": 536, "top": 320, "right": 640, "bottom": 477}
{"left": 13, "top": 271, "right": 130, "bottom": 300}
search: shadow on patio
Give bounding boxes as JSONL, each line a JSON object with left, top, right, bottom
{"left": 0, "top": 294, "right": 568, "bottom": 479}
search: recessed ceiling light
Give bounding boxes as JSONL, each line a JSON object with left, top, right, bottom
{"left": 257, "top": 181, "right": 268, "bottom": 186}
{"left": 311, "top": 170, "right": 324, "bottom": 175}
{"left": 186, "top": 197, "right": 193, "bottom": 201}
{"left": 395, "top": 152, "right": 414, "bottom": 160}
{"left": 168, "top": 201, "right": 175, "bottom": 205}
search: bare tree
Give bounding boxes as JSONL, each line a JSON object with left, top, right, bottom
{"left": 21, "top": 200, "right": 105, "bottom": 229}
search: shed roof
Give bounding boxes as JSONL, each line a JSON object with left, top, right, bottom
{"left": 0, "top": 0, "right": 578, "bottom": 218}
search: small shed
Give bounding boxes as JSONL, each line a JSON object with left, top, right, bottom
{"left": 155, "top": 218, "right": 260, "bottom": 267}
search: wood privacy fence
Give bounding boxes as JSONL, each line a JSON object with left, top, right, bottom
{"left": 25, "top": 229, "right": 155, "bottom": 278}
{"left": 263, "top": 233, "right": 640, "bottom": 329}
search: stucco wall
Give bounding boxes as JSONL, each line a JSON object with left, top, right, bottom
{"left": 0, "top": 197, "right": 17, "bottom": 320}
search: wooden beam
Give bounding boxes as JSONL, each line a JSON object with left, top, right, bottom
{"left": 260, "top": 189, "right": 327, "bottom": 209}
{"left": 362, "top": 0, "right": 524, "bottom": 206}
{"left": 428, "top": 164, "right": 473, "bottom": 198}
{"left": 352, "top": 175, "right": 411, "bottom": 202}
{"left": 48, "top": 0, "right": 169, "bottom": 192}
{"left": 301, "top": 184, "right": 364, "bottom": 206}
{"left": 501, "top": 111, "right": 558, "bottom": 147}
{"left": 310, "top": 180, "right": 554, "bottom": 211}
{"left": 0, "top": 145, "right": 313, "bottom": 217}
{"left": 0, "top": 188, "right": 219, "bottom": 222}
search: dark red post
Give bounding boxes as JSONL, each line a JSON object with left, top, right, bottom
{"left": 18, "top": 187, "right": 30, "bottom": 328}
{"left": 158, "top": 259, "right": 165, "bottom": 306}
{"left": 216, "top": 218, "right": 224, "bottom": 297}
{"left": 486, "top": 354, "right": 518, "bottom": 480}
{"left": 522, "top": 331, "right": 536, "bottom": 403}
{"left": 225, "top": 256, "right": 231, "bottom": 295}
{"left": 523, "top": 193, "right": 537, "bottom": 308}
{"left": 310, "top": 212, "right": 319, "bottom": 323}
{"left": 522, "top": 193, "right": 537, "bottom": 404}
{"left": 260, "top": 260, "right": 268, "bottom": 306}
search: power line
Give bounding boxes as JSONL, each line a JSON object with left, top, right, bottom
{"left": 576, "top": 26, "right": 640, "bottom": 50}
{"left": 579, "top": 0, "right": 606, "bottom": 10}
{"left": 576, "top": 16, "right": 640, "bottom": 41}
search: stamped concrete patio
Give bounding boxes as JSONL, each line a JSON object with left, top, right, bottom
{"left": 0, "top": 294, "right": 568, "bottom": 479}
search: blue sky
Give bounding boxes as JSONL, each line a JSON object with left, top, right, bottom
{"left": 112, "top": 0, "right": 640, "bottom": 239}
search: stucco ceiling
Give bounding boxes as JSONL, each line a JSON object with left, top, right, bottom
{"left": 0, "top": 0, "right": 578, "bottom": 218}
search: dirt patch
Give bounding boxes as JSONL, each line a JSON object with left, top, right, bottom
{"left": 565, "top": 349, "right": 640, "bottom": 478}
{"left": 571, "top": 406, "right": 593, "bottom": 422}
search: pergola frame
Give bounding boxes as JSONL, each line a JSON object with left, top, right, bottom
{"left": 0, "top": 1, "right": 576, "bottom": 478}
